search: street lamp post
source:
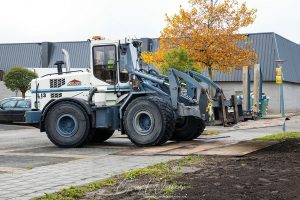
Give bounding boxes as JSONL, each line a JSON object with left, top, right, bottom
{"left": 275, "top": 60, "right": 286, "bottom": 132}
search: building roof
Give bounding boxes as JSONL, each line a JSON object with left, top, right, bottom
{"left": 1, "top": 33, "right": 300, "bottom": 83}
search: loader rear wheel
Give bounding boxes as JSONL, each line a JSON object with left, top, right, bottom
{"left": 45, "top": 102, "right": 91, "bottom": 148}
{"left": 123, "top": 96, "right": 175, "bottom": 146}
{"left": 90, "top": 129, "right": 114, "bottom": 143}
{"left": 171, "top": 117, "right": 205, "bottom": 141}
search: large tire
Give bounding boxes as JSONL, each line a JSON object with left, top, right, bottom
{"left": 171, "top": 116, "right": 205, "bottom": 141}
{"left": 45, "top": 101, "right": 91, "bottom": 148}
{"left": 90, "top": 129, "right": 114, "bottom": 143}
{"left": 123, "top": 96, "right": 175, "bottom": 147}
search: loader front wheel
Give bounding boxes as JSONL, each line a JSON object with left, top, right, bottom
{"left": 123, "top": 96, "right": 175, "bottom": 146}
{"left": 90, "top": 129, "right": 114, "bottom": 143}
{"left": 45, "top": 102, "right": 91, "bottom": 148}
{"left": 171, "top": 117, "right": 205, "bottom": 141}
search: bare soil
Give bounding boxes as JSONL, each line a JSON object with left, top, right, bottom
{"left": 174, "top": 139, "right": 300, "bottom": 200}
{"left": 84, "top": 139, "right": 300, "bottom": 200}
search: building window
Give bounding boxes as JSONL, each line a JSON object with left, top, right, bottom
{"left": 0, "top": 70, "right": 4, "bottom": 81}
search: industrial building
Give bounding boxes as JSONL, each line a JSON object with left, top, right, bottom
{"left": 0, "top": 32, "right": 300, "bottom": 113}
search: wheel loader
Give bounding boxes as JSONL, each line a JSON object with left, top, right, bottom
{"left": 25, "top": 36, "right": 242, "bottom": 147}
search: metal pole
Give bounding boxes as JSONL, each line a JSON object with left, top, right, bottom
{"left": 259, "top": 67, "right": 263, "bottom": 117}
{"left": 275, "top": 60, "right": 286, "bottom": 132}
{"left": 247, "top": 68, "right": 251, "bottom": 112}
{"left": 280, "top": 71, "right": 285, "bottom": 117}
{"left": 280, "top": 67, "right": 286, "bottom": 132}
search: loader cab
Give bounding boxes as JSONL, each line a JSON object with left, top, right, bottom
{"left": 91, "top": 38, "right": 136, "bottom": 86}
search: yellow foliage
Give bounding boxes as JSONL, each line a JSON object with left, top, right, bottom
{"left": 144, "top": 0, "right": 257, "bottom": 79}
{"left": 141, "top": 51, "right": 165, "bottom": 71}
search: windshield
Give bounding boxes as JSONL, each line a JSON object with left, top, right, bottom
{"left": 93, "top": 45, "right": 116, "bottom": 67}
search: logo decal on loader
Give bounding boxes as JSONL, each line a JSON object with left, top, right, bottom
{"left": 67, "top": 79, "right": 82, "bottom": 86}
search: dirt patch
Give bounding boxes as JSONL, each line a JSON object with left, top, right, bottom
{"left": 77, "top": 140, "right": 300, "bottom": 200}
{"left": 174, "top": 139, "right": 300, "bottom": 200}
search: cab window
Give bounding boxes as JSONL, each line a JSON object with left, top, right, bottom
{"left": 93, "top": 45, "right": 117, "bottom": 85}
{"left": 119, "top": 44, "right": 132, "bottom": 83}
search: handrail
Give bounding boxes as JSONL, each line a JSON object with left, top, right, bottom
{"left": 41, "top": 70, "right": 84, "bottom": 78}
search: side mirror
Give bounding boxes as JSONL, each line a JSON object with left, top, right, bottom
{"left": 0, "top": 105, "right": 3, "bottom": 110}
{"left": 132, "top": 40, "right": 142, "bottom": 48}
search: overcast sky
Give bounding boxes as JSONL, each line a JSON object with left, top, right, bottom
{"left": 0, "top": 0, "right": 299, "bottom": 44}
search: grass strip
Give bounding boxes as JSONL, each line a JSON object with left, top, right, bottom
{"left": 255, "top": 132, "right": 300, "bottom": 141}
{"left": 34, "top": 155, "right": 203, "bottom": 200}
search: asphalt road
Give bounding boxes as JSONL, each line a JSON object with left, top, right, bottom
{"left": 0, "top": 123, "right": 33, "bottom": 131}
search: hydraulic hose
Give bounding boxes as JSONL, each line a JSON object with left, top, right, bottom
{"left": 88, "top": 88, "right": 98, "bottom": 105}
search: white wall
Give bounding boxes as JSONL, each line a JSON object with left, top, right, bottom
{"left": 217, "top": 81, "right": 300, "bottom": 114}
{"left": 0, "top": 81, "right": 20, "bottom": 99}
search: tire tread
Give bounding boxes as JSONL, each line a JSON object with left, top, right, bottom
{"left": 45, "top": 101, "right": 93, "bottom": 148}
{"left": 123, "top": 95, "right": 175, "bottom": 146}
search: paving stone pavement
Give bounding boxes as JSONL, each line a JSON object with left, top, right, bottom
{"left": 0, "top": 155, "right": 181, "bottom": 199}
{"left": 0, "top": 115, "right": 299, "bottom": 200}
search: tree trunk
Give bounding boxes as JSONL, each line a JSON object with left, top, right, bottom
{"left": 207, "top": 66, "right": 215, "bottom": 123}
{"left": 208, "top": 67, "right": 213, "bottom": 80}
{"left": 208, "top": 67, "right": 214, "bottom": 97}
{"left": 22, "top": 92, "right": 25, "bottom": 99}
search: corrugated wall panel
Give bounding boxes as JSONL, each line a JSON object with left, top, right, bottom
{"left": 275, "top": 34, "right": 300, "bottom": 83}
{"left": 0, "top": 43, "right": 41, "bottom": 72}
{"left": 148, "top": 33, "right": 289, "bottom": 82}
{"left": 211, "top": 33, "right": 296, "bottom": 82}
{"left": 48, "top": 42, "right": 90, "bottom": 68}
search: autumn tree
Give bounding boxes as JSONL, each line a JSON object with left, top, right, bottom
{"left": 3, "top": 67, "right": 38, "bottom": 98}
{"left": 143, "top": 0, "right": 257, "bottom": 80}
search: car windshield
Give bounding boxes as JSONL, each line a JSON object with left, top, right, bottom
{"left": 0, "top": 99, "right": 10, "bottom": 106}
{"left": 2, "top": 100, "right": 17, "bottom": 108}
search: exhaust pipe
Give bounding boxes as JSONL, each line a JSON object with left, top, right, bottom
{"left": 62, "top": 49, "right": 71, "bottom": 72}
{"left": 54, "top": 61, "right": 64, "bottom": 75}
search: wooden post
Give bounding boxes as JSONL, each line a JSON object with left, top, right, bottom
{"left": 242, "top": 66, "right": 250, "bottom": 111}
{"left": 232, "top": 95, "right": 240, "bottom": 123}
{"left": 253, "top": 64, "right": 260, "bottom": 114}
{"left": 220, "top": 95, "right": 227, "bottom": 126}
